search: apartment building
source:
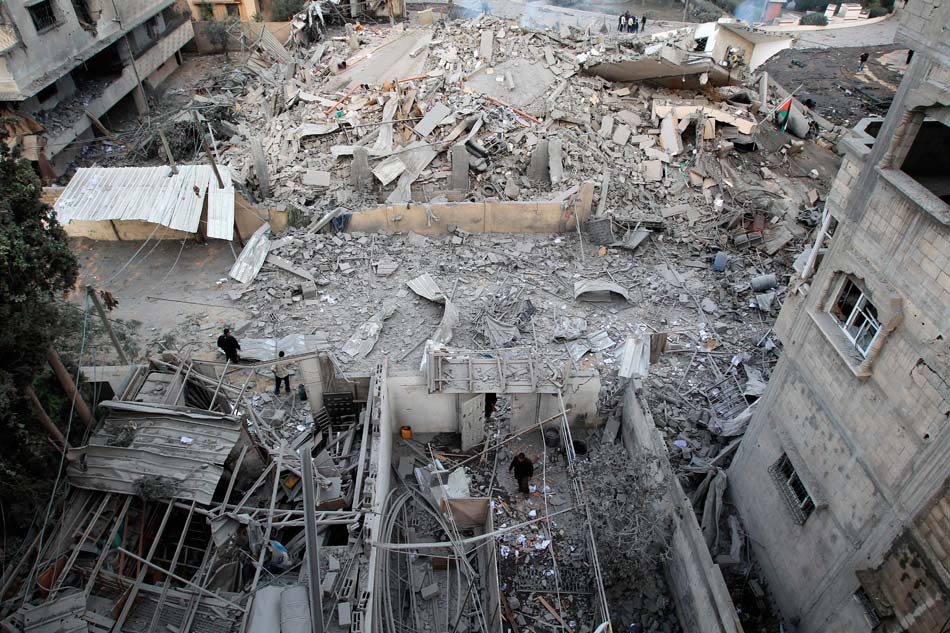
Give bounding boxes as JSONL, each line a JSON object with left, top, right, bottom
{"left": 728, "top": 2, "right": 949, "bottom": 632}
{"left": 0, "top": 0, "right": 194, "bottom": 175}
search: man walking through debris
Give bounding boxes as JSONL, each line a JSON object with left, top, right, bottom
{"left": 641, "top": 14, "right": 647, "bottom": 30}
{"left": 618, "top": 13, "right": 623, "bottom": 32}
{"left": 858, "top": 51, "right": 869, "bottom": 71}
{"left": 217, "top": 328, "right": 241, "bottom": 363}
{"left": 509, "top": 452, "right": 534, "bottom": 496}
{"left": 273, "top": 351, "right": 291, "bottom": 395}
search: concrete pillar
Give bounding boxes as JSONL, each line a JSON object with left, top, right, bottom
{"left": 527, "top": 140, "right": 550, "bottom": 185}
{"left": 351, "top": 147, "right": 372, "bottom": 190}
{"left": 450, "top": 144, "right": 470, "bottom": 191}
{"left": 132, "top": 85, "right": 148, "bottom": 115}
{"left": 548, "top": 137, "right": 564, "bottom": 185}
{"left": 758, "top": 72, "right": 768, "bottom": 105}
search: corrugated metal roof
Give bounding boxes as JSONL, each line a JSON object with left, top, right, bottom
{"left": 54, "top": 166, "right": 234, "bottom": 240}
{"left": 67, "top": 401, "right": 242, "bottom": 505}
{"left": 229, "top": 223, "right": 270, "bottom": 283}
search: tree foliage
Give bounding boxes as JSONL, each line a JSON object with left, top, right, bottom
{"left": 0, "top": 136, "right": 79, "bottom": 540}
{"left": 272, "top": 0, "right": 305, "bottom": 21}
{"left": 800, "top": 11, "right": 829, "bottom": 24}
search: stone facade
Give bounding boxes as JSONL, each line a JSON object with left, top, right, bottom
{"left": 729, "top": 3, "right": 950, "bottom": 632}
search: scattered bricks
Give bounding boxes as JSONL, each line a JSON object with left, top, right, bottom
{"left": 642, "top": 160, "right": 663, "bottom": 182}
{"left": 599, "top": 115, "right": 615, "bottom": 139}
{"left": 612, "top": 124, "right": 631, "bottom": 146}
{"left": 321, "top": 571, "right": 338, "bottom": 596}
{"left": 338, "top": 601, "right": 352, "bottom": 627}
{"left": 301, "top": 280, "right": 318, "bottom": 299}
{"left": 420, "top": 583, "right": 440, "bottom": 600}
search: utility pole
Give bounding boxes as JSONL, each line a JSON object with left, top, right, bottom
{"left": 158, "top": 130, "right": 179, "bottom": 174}
{"left": 46, "top": 344, "right": 95, "bottom": 429}
{"left": 87, "top": 287, "right": 129, "bottom": 364}
{"left": 193, "top": 110, "right": 225, "bottom": 189}
{"left": 683, "top": 0, "right": 690, "bottom": 21}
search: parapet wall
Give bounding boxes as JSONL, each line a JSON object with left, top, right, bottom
{"left": 346, "top": 182, "right": 595, "bottom": 235}
{"left": 621, "top": 386, "right": 744, "bottom": 633}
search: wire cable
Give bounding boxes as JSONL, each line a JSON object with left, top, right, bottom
{"left": 20, "top": 296, "right": 92, "bottom": 607}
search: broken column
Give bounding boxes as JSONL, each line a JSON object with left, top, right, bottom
{"left": 451, "top": 143, "right": 470, "bottom": 191}
{"left": 548, "top": 138, "right": 564, "bottom": 186}
{"left": 527, "top": 140, "right": 550, "bottom": 185}
{"left": 251, "top": 137, "right": 270, "bottom": 199}
{"left": 351, "top": 147, "right": 372, "bottom": 190}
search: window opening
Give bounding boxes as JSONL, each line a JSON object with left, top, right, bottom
{"left": 830, "top": 278, "right": 881, "bottom": 358}
{"left": 28, "top": 1, "right": 58, "bottom": 32}
{"left": 769, "top": 453, "right": 815, "bottom": 524}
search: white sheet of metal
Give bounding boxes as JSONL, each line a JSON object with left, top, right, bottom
{"left": 54, "top": 165, "right": 235, "bottom": 239}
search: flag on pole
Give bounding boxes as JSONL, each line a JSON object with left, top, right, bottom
{"left": 774, "top": 97, "right": 793, "bottom": 131}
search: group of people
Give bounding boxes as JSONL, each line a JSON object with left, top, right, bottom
{"left": 216, "top": 328, "right": 293, "bottom": 396}
{"left": 618, "top": 12, "right": 645, "bottom": 34}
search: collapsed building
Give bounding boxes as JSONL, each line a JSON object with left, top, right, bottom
{"left": 5, "top": 3, "right": 944, "bottom": 633}
{"left": 0, "top": 0, "right": 194, "bottom": 177}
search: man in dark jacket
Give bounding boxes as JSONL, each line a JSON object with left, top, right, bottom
{"left": 509, "top": 453, "right": 534, "bottom": 495}
{"left": 217, "top": 328, "right": 241, "bottom": 363}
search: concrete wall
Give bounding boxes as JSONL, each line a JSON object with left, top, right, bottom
{"left": 346, "top": 183, "right": 595, "bottom": 236}
{"left": 728, "top": 36, "right": 950, "bottom": 633}
{"left": 386, "top": 371, "right": 601, "bottom": 435}
{"left": 0, "top": 0, "right": 176, "bottom": 100}
{"left": 621, "top": 386, "right": 743, "bottom": 633}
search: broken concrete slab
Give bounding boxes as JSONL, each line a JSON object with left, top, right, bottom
{"left": 612, "top": 124, "right": 632, "bottom": 146}
{"left": 414, "top": 102, "right": 452, "bottom": 138}
{"left": 643, "top": 160, "right": 664, "bottom": 182}
{"left": 302, "top": 170, "right": 331, "bottom": 187}
{"left": 659, "top": 115, "right": 684, "bottom": 156}
{"left": 451, "top": 144, "right": 470, "bottom": 191}
{"left": 528, "top": 140, "right": 550, "bottom": 185}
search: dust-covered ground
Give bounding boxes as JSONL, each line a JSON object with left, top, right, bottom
{"left": 762, "top": 44, "right": 909, "bottom": 128}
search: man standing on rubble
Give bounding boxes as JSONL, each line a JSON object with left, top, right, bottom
{"left": 273, "top": 351, "right": 291, "bottom": 396}
{"left": 618, "top": 12, "right": 624, "bottom": 32}
{"left": 509, "top": 453, "right": 534, "bottom": 496}
{"left": 858, "top": 51, "right": 869, "bottom": 71}
{"left": 641, "top": 14, "right": 647, "bottom": 30}
{"left": 217, "top": 328, "right": 241, "bottom": 364}
{"left": 632, "top": 16, "right": 639, "bottom": 33}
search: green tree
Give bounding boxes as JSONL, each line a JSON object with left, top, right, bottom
{"left": 272, "top": 0, "right": 305, "bottom": 21}
{"left": 0, "top": 135, "right": 79, "bottom": 541}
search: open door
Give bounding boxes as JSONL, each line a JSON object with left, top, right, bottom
{"left": 460, "top": 394, "right": 485, "bottom": 451}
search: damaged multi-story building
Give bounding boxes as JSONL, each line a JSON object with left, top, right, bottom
{"left": 729, "top": 1, "right": 950, "bottom": 631}
{"left": 0, "top": 0, "right": 194, "bottom": 176}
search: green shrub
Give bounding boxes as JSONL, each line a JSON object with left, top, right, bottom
{"left": 800, "top": 12, "right": 829, "bottom": 25}
{"left": 272, "top": 0, "right": 305, "bottom": 21}
{"left": 865, "top": 2, "right": 891, "bottom": 17}
{"left": 795, "top": 0, "right": 830, "bottom": 11}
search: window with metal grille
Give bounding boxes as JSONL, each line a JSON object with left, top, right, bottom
{"left": 71, "top": 0, "right": 93, "bottom": 25}
{"left": 769, "top": 453, "right": 815, "bottom": 524}
{"left": 830, "top": 278, "right": 881, "bottom": 358}
{"left": 27, "top": 1, "right": 58, "bottom": 32}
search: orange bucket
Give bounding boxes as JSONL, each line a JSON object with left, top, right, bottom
{"left": 400, "top": 426, "right": 412, "bottom": 439}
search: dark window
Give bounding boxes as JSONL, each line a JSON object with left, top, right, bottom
{"left": 226, "top": 4, "right": 240, "bottom": 18}
{"left": 37, "top": 83, "right": 58, "bottom": 102}
{"left": 70, "top": 0, "right": 93, "bottom": 25}
{"left": 901, "top": 120, "right": 950, "bottom": 204}
{"left": 830, "top": 278, "right": 881, "bottom": 358}
{"left": 769, "top": 453, "right": 815, "bottom": 524}
{"left": 27, "top": 1, "right": 58, "bottom": 32}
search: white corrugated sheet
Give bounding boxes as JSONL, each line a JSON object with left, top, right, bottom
{"left": 54, "top": 166, "right": 234, "bottom": 240}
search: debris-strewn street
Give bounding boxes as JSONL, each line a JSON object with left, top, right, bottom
{"left": 7, "top": 1, "right": 945, "bottom": 633}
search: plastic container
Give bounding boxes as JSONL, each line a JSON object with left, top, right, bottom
{"left": 400, "top": 426, "right": 412, "bottom": 439}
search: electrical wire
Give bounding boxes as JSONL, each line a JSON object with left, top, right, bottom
{"left": 21, "top": 295, "right": 92, "bottom": 607}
